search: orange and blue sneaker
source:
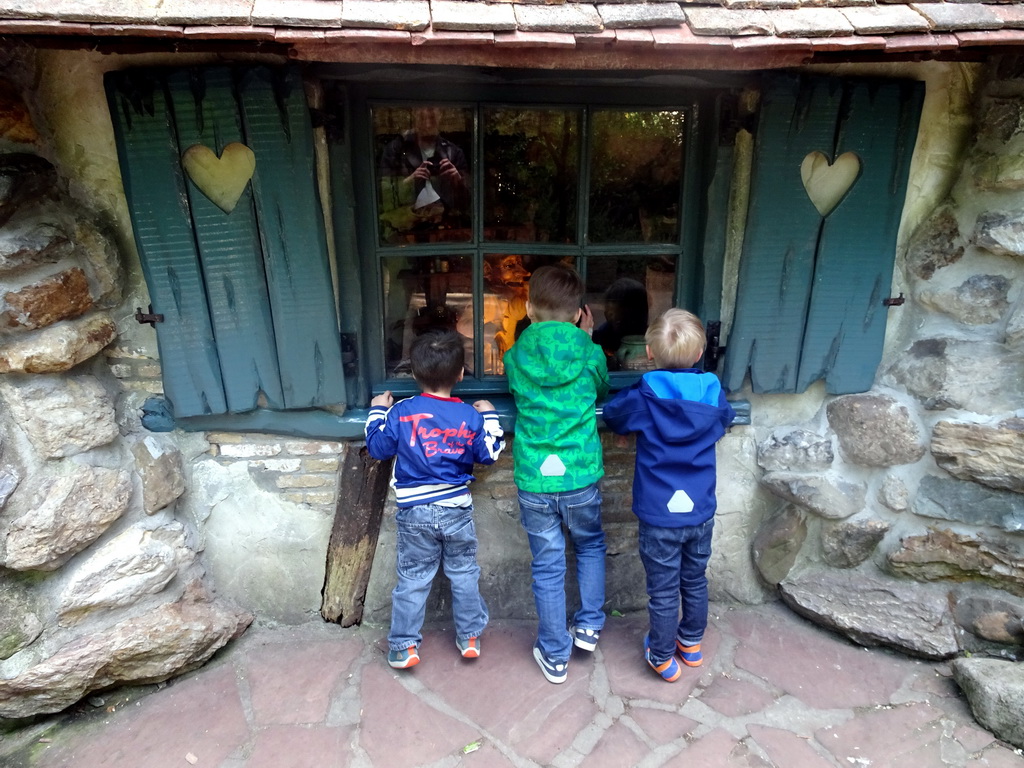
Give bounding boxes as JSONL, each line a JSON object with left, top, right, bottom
{"left": 676, "top": 638, "right": 703, "bottom": 667}
{"left": 645, "top": 635, "right": 681, "bottom": 682}
{"left": 387, "top": 645, "right": 420, "bottom": 669}
{"left": 456, "top": 636, "right": 481, "bottom": 659}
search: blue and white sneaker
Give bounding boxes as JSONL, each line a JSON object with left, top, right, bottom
{"left": 569, "top": 625, "right": 601, "bottom": 652}
{"left": 533, "top": 645, "right": 568, "bottom": 684}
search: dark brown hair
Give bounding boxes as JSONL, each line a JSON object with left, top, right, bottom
{"left": 528, "top": 264, "right": 583, "bottom": 323}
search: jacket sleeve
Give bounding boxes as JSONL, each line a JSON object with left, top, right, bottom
{"left": 601, "top": 384, "right": 643, "bottom": 434}
{"left": 718, "top": 390, "right": 737, "bottom": 429}
{"left": 364, "top": 404, "right": 399, "bottom": 460}
{"left": 472, "top": 410, "right": 505, "bottom": 465}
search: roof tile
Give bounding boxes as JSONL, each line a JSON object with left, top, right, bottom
{"left": 431, "top": 0, "right": 517, "bottom": 30}
{"left": 412, "top": 27, "right": 496, "bottom": 42}
{"left": 274, "top": 26, "right": 325, "bottom": 40}
{"left": 769, "top": 7, "right": 854, "bottom": 37}
{"left": 652, "top": 23, "right": 733, "bottom": 46}
{"left": 723, "top": 0, "right": 799, "bottom": 8}
{"left": 809, "top": 32, "right": 887, "bottom": 49}
{"left": 183, "top": 24, "right": 278, "bottom": 39}
{"left": 910, "top": 3, "right": 1002, "bottom": 32}
{"left": 514, "top": 3, "right": 603, "bottom": 32}
{"left": 613, "top": 27, "right": 655, "bottom": 43}
{"left": 0, "top": 2, "right": 52, "bottom": 20}
{"left": 157, "top": 0, "right": 253, "bottom": 25}
{"left": 493, "top": 28, "right": 578, "bottom": 45}
{"left": 883, "top": 31, "right": 959, "bottom": 52}
{"left": 990, "top": 4, "right": 1024, "bottom": 30}
{"left": 685, "top": 7, "right": 773, "bottom": 35}
{"left": 324, "top": 27, "right": 412, "bottom": 41}
{"left": 956, "top": 28, "right": 1024, "bottom": 47}
{"left": 0, "top": 18, "right": 94, "bottom": 33}
{"left": 574, "top": 28, "right": 617, "bottom": 45}
{"left": 252, "top": 0, "right": 339, "bottom": 26}
{"left": 91, "top": 23, "right": 185, "bottom": 36}
{"left": 340, "top": 0, "right": 430, "bottom": 31}
{"left": 840, "top": 4, "right": 929, "bottom": 35}
{"left": 731, "top": 32, "right": 811, "bottom": 50}
{"left": 47, "top": 0, "right": 160, "bottom": 24}
{"left": 598, "top": 3, "right": 684, "bottom": 29}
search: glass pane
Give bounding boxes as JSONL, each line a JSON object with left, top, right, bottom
{"left": 481, "top": 254, "right": 575, "bottom": 374}
{"left": 483, "top": 108, "right": 579, "bottom": 243}
{"left": 375, "top": 106, "right": 473, "bottom": 245}
{"left": 585, "top": 255, "right": 676, "bottom": 371}
{"left": 588, "top": 110, "right": 685, "bottom": 244}
{"left": 381, "top": 255, "right": 474, "bottom": 377}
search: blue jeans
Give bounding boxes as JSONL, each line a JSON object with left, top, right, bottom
{"left": 638, "top": 518, "right": 714, "bottom": 664}
{"left": 388, "top": 503, "right": 488, "bottom": 651}
{"left": 518, "top": 483, "right": 606, "bottom": 663}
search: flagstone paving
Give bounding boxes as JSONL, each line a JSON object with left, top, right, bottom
{"left": 2, "top": 602, "right": 1022, "bottom": 767}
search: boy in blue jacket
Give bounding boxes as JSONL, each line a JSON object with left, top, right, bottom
{"left": 602, "top": 309, "right": 734, "bottom": 682}
{"left": 365, "top": 330, "right": 505, "bottom": 669}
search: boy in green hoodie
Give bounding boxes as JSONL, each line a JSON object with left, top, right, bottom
{"left": 504, "top": 264, "right": 609, "bottom": 684}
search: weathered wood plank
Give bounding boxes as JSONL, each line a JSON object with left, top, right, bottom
{"left": 321, "top": 447, "right": 393, "bottom": 626}
{"left": 238, "top": 66, "right": 347, "bottom": 409}
{"left": 168, "top": 67, "right": 286, "bottom": 412}
{"left": 723, "top": 77, "right": 842, "bottom": 394}
{"left": 796, "top": 80, "right": 924, "bottom": 394}
{"left": 106, "top": 72, "right": 227, "bottom": 417}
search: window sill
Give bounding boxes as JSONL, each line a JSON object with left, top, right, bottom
{"left": 141, "top": 396, "right": 750, "bottom": 440}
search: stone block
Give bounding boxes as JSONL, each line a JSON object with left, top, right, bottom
{"left": 952, "top": 658, "right": 1024, "bottom": 749}
{"left": 839, "top": 4, "right": 930, "bottom": 34}
{"left": 0, "top": 580, "right": 42, "bottom": 660}
{"left": 905, "top": 204, "right": 964, "bottom": 280}
{"left": 1, "top": 267, "right": 93, "bottom": 330}
{"left": 132, "top": 435, "right": 187, "bottom": 514}
{"left": 888, "top": 529, "right": 1024, "bottom": 597}
{"left": 826, "top": 393, "right": 926, "bottom": 467}
{"left": 514, "top": 3, "right": 602, "bottom": 32}
{"left": 430, "top": 0, "right": 517, "bottom": 31}
{"left": 768, "top": 7, "right": 853, "bottom": 36}
{"left": 684, "top": 7, "right": 772, "bottom": 36}
{"left": 821, "top": 514, "right": 890, "bottom": 568}
{"left": 914, "top": 474, "right": 1024, "bottom": 532}
{"left": 598, "top": 2, "right": 684, "bottom": 29}
{"left": 0, "top": 312, "right": 117, "bottom": 374}
{"left": 340, "top": 0, "right": 431, "bottom": 30}
{"left": 760, "top": 470, "right": 865, "bottom": 519}
{"left": 931, "top": 419, "right": 1024, "bottom": 495}
{"left": 973, "top": 208, "right": 1024, "bottom": 258}
{"left": 751, "top": 504, "right": 806, "bottom": 585}
{"left": 917, "top": 274, "right": 1011, "bottom": 326}
{"left": 756, "top": 427, "right": 834, "bottom": 472}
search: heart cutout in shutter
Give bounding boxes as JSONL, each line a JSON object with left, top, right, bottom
{"left": 800, "top": 151, "right": 861, "bottom": 217}
{"left": 181, "top": 142, "right": 256, "bottom": 214}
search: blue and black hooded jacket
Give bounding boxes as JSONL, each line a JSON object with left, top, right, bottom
{"left": 602, "top": 369, "right": 735, "bottom": 528}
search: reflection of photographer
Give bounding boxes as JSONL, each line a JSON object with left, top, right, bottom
{"left": 379, "top": 107, "right": 469, "bottom": 235}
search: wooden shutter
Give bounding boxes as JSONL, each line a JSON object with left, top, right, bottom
{"left": 107, "top": 65, "right": 347, "bottom": 418}
{"left": 723, "top": 76, "right": 923, "bottom": 395}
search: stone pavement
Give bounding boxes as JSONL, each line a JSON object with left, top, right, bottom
{"left": 3, "top": 603, "right": 1022, "bottom": 768}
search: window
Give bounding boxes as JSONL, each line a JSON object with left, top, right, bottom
{"left": 358, "top": 100, "right": 698, "bottom": 396}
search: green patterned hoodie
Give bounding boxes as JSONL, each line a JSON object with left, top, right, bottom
{"left": 504, "top": 320, "right": 609, "bottom": 493}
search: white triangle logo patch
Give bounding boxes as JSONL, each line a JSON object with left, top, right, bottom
{"left": 667, "top": 490, "right": 694, "bottom": 514}
{"left": 540, "top": 454, "right": 567, "bottom": 477}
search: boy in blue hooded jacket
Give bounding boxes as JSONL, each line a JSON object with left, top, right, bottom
{"left": 602, "top": 309, "right": 734, "bottom": 682}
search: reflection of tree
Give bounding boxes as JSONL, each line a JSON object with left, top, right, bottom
{"left": 484, "top": 110, "right": 578, "bottom": 243}
{"left": 589, "top": 111, "right": 685, "bottom": 243}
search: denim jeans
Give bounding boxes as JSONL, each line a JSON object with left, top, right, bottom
{"left": 638, "top": 518, "right": 714, "bottom": 664}
{"left": 518, "top": 483, "right": 606, "bottom": 663}
{"left": 388, "top": 503, "right": 488, "bottom": 651}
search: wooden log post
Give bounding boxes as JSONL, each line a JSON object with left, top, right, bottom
{"left": 321, "top": 447, "right": 393, "bottom": 626}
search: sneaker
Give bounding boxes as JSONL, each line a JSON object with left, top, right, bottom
{"left": 533, "top": 645, "right": 568, "bottom": 684}
{"left": 676, "top": 638, "right": 703, "bottom": 667}
{"left": 387, "top": 645, "right": 420, "bottom": 669}
{"left": 456, "top": 636, "right": 481, "bottom": 659}
{"left": 569, "top": 625, "right": 600, "bottom": 652}
{"left": 645, "top": 635, "right": 681, "bottom": 683}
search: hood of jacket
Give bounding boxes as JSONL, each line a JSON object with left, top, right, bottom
{"left": 641, "top": 370, "right": 732, "bottom": 446}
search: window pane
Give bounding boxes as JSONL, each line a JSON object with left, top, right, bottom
{"left": 375, "top": 106, "right": 473, "bottom": 245}
{"left": 482, "top": 254, "right": 574, "bottom": 374}
{"left": 483, "top": 108, "right": 579, "bottom": 243}
{"left": 588, "top": 110, "right": 685, "bottom": 244}
{"left": 381, "top": 255, "right": 474, "bottom": 377}
{"left": 586, "top": 255, "right": 676, "bottom": 371}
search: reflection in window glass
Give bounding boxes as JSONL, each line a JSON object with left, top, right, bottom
{"left": 482, "top": 254, "right": 574, "bottom": 374}
{"left": 375, "top": 106, "right": 473, "bottom": 245}
{"left": 484, "top": 109, "right": 579, "bottom": 243}
{"left": 588, "top": 111, "right": 685, "bottom": 244}
{"left": 381, "top": 255, "right": 474, "bottom": 377}
{"left": 586, "top": 255, "right": 676, "bottom": 371}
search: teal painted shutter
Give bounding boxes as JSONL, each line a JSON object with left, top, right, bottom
{"left": 108, "top": 65, "right": 347, "bottom": 418}
{"left": 239, "top": 68, "right": 347, "bottom": 409}
{"left": 106, "top": 74, "right": 227, "bottom": 417}
{"left": 167, "top": 68, "right": 286, "bottom": 412}
{"left": 723, "top": 77, "right": 923, "bottom": 395}
{"left": 795, "top": 81, "right": 923, "bottom": 393}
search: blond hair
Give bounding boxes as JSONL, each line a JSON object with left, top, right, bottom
{"left": 645, "top": 308, "right": 706, "bottom": 368}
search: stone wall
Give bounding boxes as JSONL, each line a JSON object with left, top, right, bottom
{"left": 749, "top": 59, "right": 1024, "bottom": 667}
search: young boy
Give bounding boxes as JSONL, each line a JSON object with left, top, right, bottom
{"left": 365, "top": 330, "right": 505, "bottom": 669}
{"left": 602, "top": 309, "right": 734, "bottom": 682}
{"left": 503, "top": 264, "right": 609, "bottom": 684}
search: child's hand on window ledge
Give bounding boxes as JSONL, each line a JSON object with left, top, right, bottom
{"left": 577, "top": 304, "right": 594, "bottom": 336}
{"left": 472, "top": 399, "right": 496, "bottom": 412}
{"left": 371, "top": 391, "right": 394, "bottom": 408}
